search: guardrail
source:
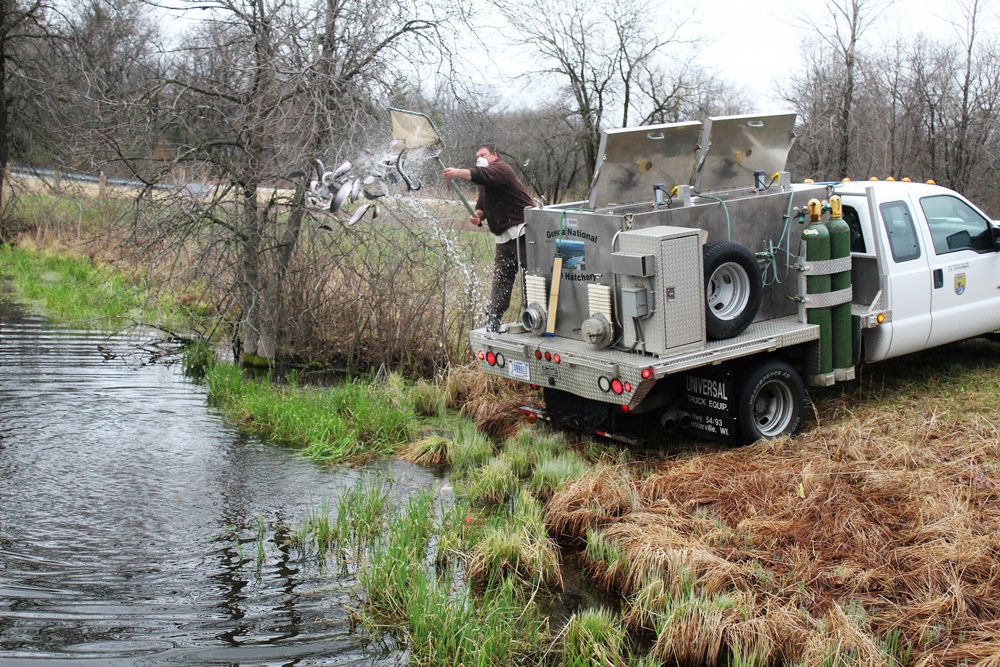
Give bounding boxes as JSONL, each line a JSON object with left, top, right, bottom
{"left": 7, "top": 165, "right": 296, "bottom": 204}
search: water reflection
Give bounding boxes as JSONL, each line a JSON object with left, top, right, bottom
{"left": 0, "top": 297, "right": 441, "bottom": 666}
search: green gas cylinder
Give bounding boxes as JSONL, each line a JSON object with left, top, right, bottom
{"left": 825, "top": 195, "right": 853, "bottom": 372}
{"left": 802, "top": 198, "right": 832, "bottom": 376}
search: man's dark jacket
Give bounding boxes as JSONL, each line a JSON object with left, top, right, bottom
{"left": 469, "top": 160, "right": 535, "bottom": 236}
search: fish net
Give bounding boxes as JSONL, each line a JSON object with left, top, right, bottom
{"left": 389, "top": 108, "right": 443, "bottom": 152}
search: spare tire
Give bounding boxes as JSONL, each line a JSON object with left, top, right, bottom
{"left": 703, "top": 241, "right": 762, "bottom": 340}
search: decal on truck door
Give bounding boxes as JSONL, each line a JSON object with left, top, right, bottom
{"left": 955, "top": 273, "right": 966, "bottom": 295}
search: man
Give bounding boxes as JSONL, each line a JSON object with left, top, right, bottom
{"left": 443, "top": 143, "right": 535, "bottom": 332}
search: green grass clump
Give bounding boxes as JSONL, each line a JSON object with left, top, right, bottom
{"left": 182, "top": 339, "right": 216, "bottom": 377}
{"left": 463, "top": 457, "right": 519, "bottom": 505}
{"left": 345, "top": 482, "right": 548, "bottom": 666}
{"left": 450, "top": 419, "right": 496, "bottom": 476}
{"left": 411, "top": 377, "right": 447, "bottom": 417}
{"left": 204, "top": 364, "right": 414, "bottom": 463}
{"left": 530, "top": 450, "right": 590, "bottom": 498}
{"left": 560, "top": 607, "right": 628, "bottom": 667}
{"left": 360, "top": 488, "right": 437, "bottom": 621}
{"left": 585, "top": 529, "right": 632, "bottom": 589}
{"left": 467, "top": 489, "right": 562, "bottom": 591}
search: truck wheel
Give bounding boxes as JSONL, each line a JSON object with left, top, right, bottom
{"left": 703, "top": 241, "right": 762, "bottom": 340}
{"left": 735, "top": 359, "right": 804, "bottom": 444}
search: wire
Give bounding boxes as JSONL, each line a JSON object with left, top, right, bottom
{"left": 694, "top": 195, "right": 732, "bottom": 240}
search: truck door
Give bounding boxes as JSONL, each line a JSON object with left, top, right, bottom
{"left": 917, "top": 193, "right": 1000, "bottom": 346}
{"left": 878, "top": 199, "right": 933, "bottom": 358}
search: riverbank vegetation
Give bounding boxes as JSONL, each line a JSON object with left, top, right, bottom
{"left": 295, "top": 338, "right": 1000, "bottom": 666}
{"left": 7, "top": 194, "right": 1000, "bottom": 664}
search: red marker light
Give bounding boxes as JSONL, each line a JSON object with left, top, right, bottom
{"left": 544, "top": 351, "right": 552, "bottom": 361}
{"left": 535, "top": 349, "right": 542, "bottom": 359}
{"left": 553, "top": 353, "right": 561, "bottom": 364}
{"left": 477, "top": 350, "right": 485, "bottom": 361}
{"left": 620, "top": 405, "right": 631, "bottom": 413}
{"left": 611, "top": 379, "right": 624, "bottom": 395}
{"left": 624, "top": 382, "right": 632, "bottom": 392}
{"left": 641, "top": 367, "right": 653, "bottom": 380}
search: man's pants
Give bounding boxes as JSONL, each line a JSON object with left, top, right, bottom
{"left": 486, "top": 236, "right": 527, "bottom": 331}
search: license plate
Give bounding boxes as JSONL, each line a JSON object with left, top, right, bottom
{"left": 508, "top": 360, "right": 530, "bottom": 381}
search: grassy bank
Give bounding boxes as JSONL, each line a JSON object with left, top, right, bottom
{"left": 0, "top": 241, "right": 147, "bottom": 327}
{"left": 8, "top": 200, "right": 1000, "bottom": 665}
{"left": 204, "top": 363, "right": 444, "bottom": 463}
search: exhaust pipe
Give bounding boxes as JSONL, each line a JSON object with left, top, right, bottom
{"left": 660, "top": 407, "right": 692, "bottom": 432}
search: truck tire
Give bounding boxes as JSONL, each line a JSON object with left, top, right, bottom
{"left": 703, "top": 241, "right": 763, "bottom": 340}
{"left": 735, "top": 359, "right": 804, "bottom": 444}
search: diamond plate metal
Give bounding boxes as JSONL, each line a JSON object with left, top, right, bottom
{"left": 618, "top": 226, "right": 706, "bottom": 355}
{"left": 470, "top": 315, "right": 818, "bottom": 407}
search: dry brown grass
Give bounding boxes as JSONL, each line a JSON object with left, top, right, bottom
{"left": 399, "top": 434, "right": 450, "bottom": 466}
{"left": 450, "top": 362, "right": 542, "bottom": 441}
{"left": 545, "top": 465, "right": 639, "bottom": 541}
{"left": 543, "top": 342, "right": 1000, "bottom": 665}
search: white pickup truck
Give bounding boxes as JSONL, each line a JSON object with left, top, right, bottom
{"left": 469, "top": 113, "right": 1000, "bottom": 445}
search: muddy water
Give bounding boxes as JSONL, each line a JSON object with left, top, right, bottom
{"left": 0, "top": 298, "right": 444, "bottom": 666}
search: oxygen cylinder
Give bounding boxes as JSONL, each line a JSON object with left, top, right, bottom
{"left": 802, "top": 198, "right": 832, "bottom": 376}
{"left": 825, "top": 195, "right": 853, "bottom": 372}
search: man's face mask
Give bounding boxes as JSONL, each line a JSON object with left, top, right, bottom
{"left": 476, "top": 156, "right": 490, "bottom": 167}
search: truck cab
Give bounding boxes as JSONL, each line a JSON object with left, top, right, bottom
{"left": 837, "top": 182, "right": 1000, "bottom": 361}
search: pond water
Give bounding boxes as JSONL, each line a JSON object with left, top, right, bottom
{"left": 0, "top": 297, "right": 445, "bottom": 666}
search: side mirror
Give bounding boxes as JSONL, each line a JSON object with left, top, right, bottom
{"left": 992, "top": 225, "right": 1000, "bottom": 252}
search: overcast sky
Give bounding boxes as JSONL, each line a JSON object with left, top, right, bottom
{"left": 467, "top": 0, "right": 995, "bottom": 115}
{"left": 696, "top": 0, "right": 982, "bottom": 111}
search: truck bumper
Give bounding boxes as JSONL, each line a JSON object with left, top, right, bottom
{"left": 469, "top": 315, "right": 820, "bottom": 408}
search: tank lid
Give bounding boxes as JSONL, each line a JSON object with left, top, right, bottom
{"left": 587, "top": 121, "right": 702, "bottom": 210}
{"left": 693, "top": 113, "right": 797, "bottom": 194}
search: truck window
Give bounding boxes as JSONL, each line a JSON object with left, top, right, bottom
{"left": 880, "top": 201, "right": 920, "bottom": 262}
{"left": 920, "top": 194, "right": 993, "bottom": 254}
{"left": 843, "top": 205, "right": 866, "bottom": 253}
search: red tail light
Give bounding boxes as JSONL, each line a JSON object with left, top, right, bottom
{"left": 611, "top": 379, "right": 624, "bottom": 395}
{"left": 486, "top": 351, "right": 497, "bottom": 366}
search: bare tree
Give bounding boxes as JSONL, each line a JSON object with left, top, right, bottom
{"left": 0, "top": 0, "right": 51, "bottom": 214}
{"left": 101, "top": 0, "right": 458, "bottom": 363}
{"left": 938, "top": 0, "right": 999, "bottom": 196}
{"left": 791, "top": 0, "right": 894, "bottom": 179}
{"left": 490, "top": 0, "right": 700, "bottom": 180}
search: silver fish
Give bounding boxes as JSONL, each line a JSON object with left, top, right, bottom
{"left": 330, "top": 181, "right": 352, "bottom": 212}
{"left": 347, "top": 203, "right": 371, "bottom": 226}
{"left": 331, "top": 160, "right": 352, "bottom": 180}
